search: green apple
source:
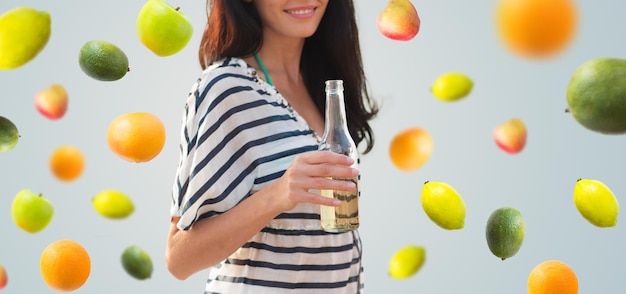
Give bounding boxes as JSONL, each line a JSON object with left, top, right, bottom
{"left": 11, "top": 189, "right": 54, "bottom": 233}
{"left": 136, "top": 0, "right": 193, "bottom": 57}
{"left": 0, "top": 116, "right": 19, "bottom": 152}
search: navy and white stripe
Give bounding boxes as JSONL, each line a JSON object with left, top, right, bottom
{"left": 171, "top": 58, "right": 364, "bottom": 293}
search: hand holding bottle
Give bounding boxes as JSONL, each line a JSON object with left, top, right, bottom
{"left": 267, "top": 151, "right": 358, "bottom": 214}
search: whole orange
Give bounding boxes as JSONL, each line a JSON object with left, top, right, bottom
{"left": 107, "top": 112, "right": 166, "bottom": 163}
{"left": 528, "top": 260, "right": 578, "bottom": 294}
{"left": 495, "top": 0, "right": 578, "bottom": 59}
{"left": 40, "top": 239, "right": 91, "bottom": 292}
{"left": 389, "top": 127, "right": 433, "bottom": 171}
{"left": 49, "top": 145, "right": 85, "bottom": 181}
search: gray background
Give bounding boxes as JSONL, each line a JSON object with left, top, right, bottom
{"left": 1, "top": 0, "right": 625, "bottom": 293}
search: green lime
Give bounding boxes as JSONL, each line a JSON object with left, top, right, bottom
{"left": 121, "top": 245, "right": 153, "bottom": 280}
{"left": 421, "top": 181, "right": 466, "bottom": 230}
{"left": 388, "top": 245, "right": 426, "bottom": 279}
{"left": 430, "top": 72, "right": 474, "bottom": 102}
{"left": 573, "top": 178, "right": 619, "bottom": 228}
{"left": 0, "top": 116, "right": 19, "bottom": 152}
{"left": 566, "top": 58, "right": 626, "bottom": 134}
{"left": 92, "top": 190, "right": 134, "bottom": 219}
{"left": 0, "top": 7, "right": 51, "bottom": 70}
{"left": 485, "top": 207, "right": 525, "bottom": 260}
{"left": 79, "top": 40, "right": 129, "bottom": 81}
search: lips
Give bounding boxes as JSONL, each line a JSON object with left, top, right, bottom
{"left": 284, "top": 6, "right": 316, "bottom": 18}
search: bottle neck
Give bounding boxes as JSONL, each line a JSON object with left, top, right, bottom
{"left": 323, "top": 80, "right": 349, "bottom": 135}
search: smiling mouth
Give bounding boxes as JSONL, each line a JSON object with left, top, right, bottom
{"left": 285, "top": 7, "right": 316, "bottom": 17}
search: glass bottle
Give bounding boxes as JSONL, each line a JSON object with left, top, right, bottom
{"left": 319, "top": 80, "right": 360, "bottom": 232}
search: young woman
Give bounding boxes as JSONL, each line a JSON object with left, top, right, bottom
{"left": 166, "top": 0, "right": 378, "bottom": 292}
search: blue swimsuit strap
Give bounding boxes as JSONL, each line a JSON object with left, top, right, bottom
{"left": 254, "top": 53, "right": 273, "bottom": 86}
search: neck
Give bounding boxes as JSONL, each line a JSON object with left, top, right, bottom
{"left": 255, "top": 37, "right": 305, "bottom": 85}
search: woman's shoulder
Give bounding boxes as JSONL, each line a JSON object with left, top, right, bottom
{"left": 201, "top": 57, "right": 252, "bottom": 81}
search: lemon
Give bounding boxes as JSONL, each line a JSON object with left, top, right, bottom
{"left": 388, "top": 245, "right": 426, "bottom": 279}
{"left": 121, "top": 245, "right": 153, "bottom": 280}
{"left": 0, "top": 7, "right": 51, "bottom": 70}
{"left": 486, "top": 207, "right": 525, "bottom": 260}
{"left": 92, "top": 190, "right": 134, "bottom": 219}
{"left": 430, "top": 72, "right": 474, "bottom": 102}
{"left": 0, "top": 116, "right": 19, "bottom": 152}
{"left": 78, "top": 40, "right": 129, "bottom": 81}
{"left": 573, "top": 178, "right": 619, "bottom": 228}
{"left": 421, "top": 181, "right": 466, "bottom": 230}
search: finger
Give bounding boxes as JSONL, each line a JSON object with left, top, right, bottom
{"left": 301, "top": 150, "right": 355, "bottom": 166}
{"left": 299, "top": 190, "right": 342, "bottom": 207}
{"left": 303, "top": 163, "right": 359, "bottom": 179}
{"left": 306, "top": 176, "right": 357, "bottom": 192}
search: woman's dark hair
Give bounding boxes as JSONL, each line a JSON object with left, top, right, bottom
{"left": 200, "top": 0, "right": 379, "bottom": 153}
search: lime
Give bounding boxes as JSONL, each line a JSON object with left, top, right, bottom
{"left": 388, "top": 245, "right": 426, "bottom": 279}
{"left": 573, "top": 178, "right": 619, "bottom": 228}
{"left": 79, "top": 40, "right": 129, "bottom": 81}
{"left": 421, "top": 181, "right": 466, "bottom": 230}
{"left": 486, "top": 207, "right": 525, "bottom": 260}
{"left": 0, "top": 116, "right": 19, "bottom": 152}
{"left": 0, "top": 7, "right": 51, "bottom": 70}
{"left": 92, "top": 190, "right": 134, "bottom": 219}
{"left": 566, "top": 58, "right": 626, "bottom": 134}
{"left": 430, "top": 72, "right": 474, "bottom": 102}
{"left": 121, "top": 245, "right": 153, "bottom": 280}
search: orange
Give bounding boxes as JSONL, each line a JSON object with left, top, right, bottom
{"left": 40, "top": 239, "right": 91, "bottom": 292}
{"left": 528, "top": 260, "right": 578, "bottom": 294}
{"left": 389, "top": 127, "right": 433, "bottom": 171}
{"left": 49, "top": 145, "right": 85, "bottom": 181}
{"left": 495, "top": 0, "right": 578, "bottom": 59}
{"left": 107, "top": 112, "right": 166, "bottom": 163}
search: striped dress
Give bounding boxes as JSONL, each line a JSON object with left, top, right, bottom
{"left": 170, "top": 57, "right": 364, "bottom": 293}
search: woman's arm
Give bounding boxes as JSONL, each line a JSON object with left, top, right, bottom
{"left": 165, "top": 151, "right": 358, "bottom": 280}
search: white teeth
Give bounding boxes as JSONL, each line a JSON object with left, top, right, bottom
{"left": 288, "top": 9, "right": 314, "bottom": 15}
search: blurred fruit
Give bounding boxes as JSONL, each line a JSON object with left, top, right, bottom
{"left": 107, "top": 112, "right": 166, "bottom": 163}
{"left": 493, "top": 118, "right": 527, "bottom": 154}
{"left": 40, "top": 239, "right": 91, "bottom": 292}
{"left": 121, "top": 245, "right": 154, "bottom": 280}
{"left": 431, "top": 72, "right": 474, "bottom": 102}
{"left": 573, "top": 178, "right": 619, "bottom": 228}
{"left": 0, "top": 7, "right": 51, "bottom": 70}
{"left": 34, "top": 84, "right": 68, "bottom": 120}
{"left": 93, "top": 190, "right": 135, "bottom": 219}
{"left": 495, "top": 0, "right": 577, "bottom": 59}
{"left": 486, "top": 207, "right": 525, "bottom": 260}
{"left": 527, "top": 260, "right": 578, "bottom": 294}
{"left": 0, "top": 264, "right": 7, "bottom": 289}
{"left": 0, "top": 116, "right": 19, "bottom": 152}
{"left": 11, "top": 189, "right": 54, "bottom": 234}
{"left": 137, "top": 0, "right": 193, "bottom": 56}
{"left": 388, "top": 245, "right": 425, "bottom": 279}
{"left": 421, "top": 181, "right": 466, "bottom": 230}
{"left": 566, "top": 57, "right": 626, "bottom": 134}
{"left": 79, "top": 40, "right": 129, "bottom": 81}
{"left": 49, "top": 145, "right": 85, "bottom": 182}
{"left": 389, "top": 127, "right": 433, "bottom": 171}
{"left": 376, "top": 0, "right": 420, "bottom": 41}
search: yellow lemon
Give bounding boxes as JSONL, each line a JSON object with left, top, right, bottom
{"left": 388, "top": 245, "right": 426, "bottom": 279}
{"left": 421, "top": 181, "right": 466, "bottom": 230}
{"left": 0, "top": 7, "right": 51, "bottom": 70}
{"left": 430, "top": 72, "right": 474, "bottom": 102}
{"left": 92, "top": 190, "right": 135, "bottom": 219}
{"left": 573, "top": 178, "right": 619, "bottom": 227}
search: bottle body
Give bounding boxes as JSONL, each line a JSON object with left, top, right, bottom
{"left": 319, "top": 80, "right": 360, "bottom": 232}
